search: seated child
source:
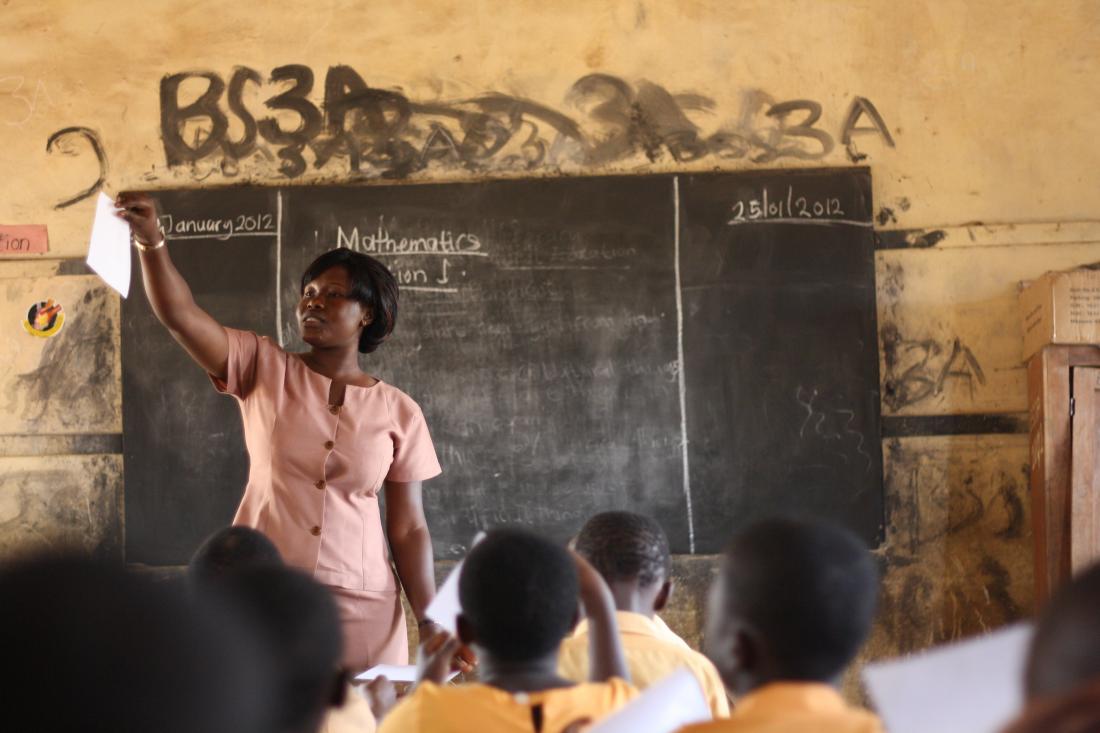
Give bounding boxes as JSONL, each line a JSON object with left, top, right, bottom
{"left": 215, "top": 565, "right": 364, "bottom": 733}
{"left": 1001, "top": 679, "right": 1100, "bottom": 733}
{"left": 1025, "top": 560, "right": 1100, "bottom": 700}
{"left": 999, "top": 560, "right": 1100, "bottom": 733}
{"left": 560, "top": 511, "right": 729, "bottom": 717}
{"left": 188, "top": 525, "right": 283, "bottom": 586}
{"left": 191, "top": 529, "right": 381, "bottom": 733}
{"left": 680, "top": 518, "right": 882, "bottom": 733}
{"left": 0, "top": 552, "right": 271, "bottom": 733}
{"left": 379, "top": 528, "right": 637, "bottom": 733}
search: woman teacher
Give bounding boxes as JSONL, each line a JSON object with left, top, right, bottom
{"left": 117, "top": 191, "right": 455, "bottom": 671}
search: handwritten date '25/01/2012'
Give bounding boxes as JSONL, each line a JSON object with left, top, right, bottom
{"left": 728, "top": 186, "right": 845, "bottom": 225}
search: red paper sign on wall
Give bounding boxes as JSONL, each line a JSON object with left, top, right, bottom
{"left": 0, "top": 225, "right": 49, "bottom": 254}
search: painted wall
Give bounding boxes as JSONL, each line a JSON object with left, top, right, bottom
{"left": 3, "top": 0, "right": 1100, "bottom": 689}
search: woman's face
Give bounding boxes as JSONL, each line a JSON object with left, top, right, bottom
{"left": 297, "top": 266, "right": 372, "bottom": 350}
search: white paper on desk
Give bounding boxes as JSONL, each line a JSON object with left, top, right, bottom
{"left": 86, "top": 192, "right": 132, "bottom": 297}
{"left": 863, "top": 623, "right": 1033, "bottom": 733}
{"left": 354, "top": 664, "right": 458, "bottom": 683}
{"left": 424, "top": 532, "right": 486, "bottom": 636}
{"left": 588, "top": 667, "right": 711, "bottom": 733}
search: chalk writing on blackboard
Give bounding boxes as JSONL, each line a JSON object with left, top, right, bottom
{"left": 333, "top": 218, "right": 484, "bottom": 256}
{"left": 160, "top": 212, "right": 277, "bottom": 240}
{"left": 323, "top": 217, "right": 489, "bottom": 295}
{"left": 727, "top": 185, "right": 871, "bottom": 227}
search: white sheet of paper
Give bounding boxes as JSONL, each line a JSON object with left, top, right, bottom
{"left": 424, "top": 532, "right": 485, "bottom": 635}
{"left": 86, "top": 192, "right": 132, "bottom": 297}
{"left": 354, "top": 664, "right": 458, "bottom": 683}
{"left": 863, "top": 623, "right": 1033, "bottom": 733}
{"left": 588, "top": 667, "right": 712, "bottom": 733}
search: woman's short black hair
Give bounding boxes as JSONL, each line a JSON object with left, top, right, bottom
{"left": 300, "top": 248, "right": 398, "bottom": 354}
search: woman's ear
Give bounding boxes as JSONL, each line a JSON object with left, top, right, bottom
{"left": 360, "top": 305, "right": 373, "bottom": 327}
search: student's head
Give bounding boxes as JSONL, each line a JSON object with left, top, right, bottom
{"left": 0, "top": 552, "right": 272, "bottom": 733}
{"left": 574, "top": 511, "right": 672, "bottom": 614}
{"left": 1025, "top": 562, "right": 1100, "bottom": 700}
{"left": 299, "top": 248, "right": 398, "bottom": 354}
{"left": 705, "top": 517, "right": 879, "bottom": 696}
{"left": 215, "top": 565, "right": 346, "bottom": 733}
{"left": 457, "top": 527, "right": 579, "bottom": 664}
{"left": 1003, "top": 679, "right": 1100, "bottom": 733}
{"left": 189, "top": 525, "right": 283, "bottom": 587}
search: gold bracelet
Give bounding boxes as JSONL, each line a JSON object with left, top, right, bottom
{"left": 132, "top": 223, "right": 167, "bottom": 252}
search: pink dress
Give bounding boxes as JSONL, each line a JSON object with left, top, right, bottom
{"left": 211, "top": 327, "right": 442, "bottom": 671}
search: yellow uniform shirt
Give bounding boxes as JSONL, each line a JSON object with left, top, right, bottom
{"left": 678, "top": 682, "right": 883, "bottom": 733}
{"left": 559, "top": 611, "right": 730, "bottom": 718}
{"left": 378, "top": 678, "right": 636, "bottom": 733}
{"left": 320, "top": 682, "right": 376, "bottom": 733}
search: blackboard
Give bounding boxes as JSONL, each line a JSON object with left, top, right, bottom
{"left": 122, "top": 169, "right": 883, "bottom": 565}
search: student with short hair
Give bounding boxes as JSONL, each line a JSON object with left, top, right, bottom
{"left": 216, "top": 565, "right": 366, "bottom": 733}
{"left": 189, "top": 526, "right": 382, "bottom": 733}
{"left": 560, "top": 511, "right": 729, "bottom": 717}
{"left": 189, "top": 525, "right": 283, "bottom": 585}
{"left": 998, "top": 561, "right": 1100, "bottom": 733}
{"left": 0, "top": 553, "right": 272, "bottom": 733}
{"left": 1001, "top": 679, "right": 1100, "bottom": 733}
{"left": 680, "top": 518, "right": 883, "bottom": 733}
{"left": 379, "top": 528, "right": 637, "bottom": 733}
{"left": 1024, "top": 562, "right": 1100, "bottom": 700}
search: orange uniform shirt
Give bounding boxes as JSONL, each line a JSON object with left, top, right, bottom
{"left": 378, "top": 679, "right": 637, "bottom": 733}
{"left": 678, "top": 683, "right": 883, "bottom": 733}
{"left": 558, "top": 611, "right": 730, "bottom": 718}
{"left": 320, "top": 683, "right": 376, "bottom": 733}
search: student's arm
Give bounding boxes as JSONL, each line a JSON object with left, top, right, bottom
{"left": 115, "top": 192, "right": 229, "bottom": 380}
{"left": 572, "top": 551, "right": 630, "bottom": 683}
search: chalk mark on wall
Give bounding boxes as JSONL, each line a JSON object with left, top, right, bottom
{"left": 46, "top": 126, "right": 108, "bottom": 209}
{"left": 156, "top": 67, "right": 897, "bottom": 180}
{"left": 882, "top": 325, "right": 987, "bottom": 411}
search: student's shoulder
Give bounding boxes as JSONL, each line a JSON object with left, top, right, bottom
{"left": 680, "top": 644, "right": 724, "bottom": 677}
{"left": 568, "top": 677, "right": 639, "bottom": 705}
{"left": 378, "top": 682, "right": 470, "bottom": 732}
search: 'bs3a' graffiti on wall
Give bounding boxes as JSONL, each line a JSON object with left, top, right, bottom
{"left": 159, "top": 66, "right": 896, "bottom": 180}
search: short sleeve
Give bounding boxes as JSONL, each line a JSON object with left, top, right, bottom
{"left": 385, "top": 390, "right": 443, "bottom": 483}
{"left": 208, "top": 327, "right": 262, "bottom": 399}
{"left": 376, "top": 682, "right": 434, "bottom": 733}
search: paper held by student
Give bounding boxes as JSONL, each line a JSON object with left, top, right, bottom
{"left": 423, "top": 532, "right": 485, "bottom": 636}
{"left": 588, "top": 667, "right": 711, "bottom": 733}
{"left": 355, "top": 664, "right": 458, "bottom": 684}
{"left": 86, "top": 192, "right": 132, "bottom": 297}
{"left": 863, "top": 623, "right": 1033, "bottom": 733}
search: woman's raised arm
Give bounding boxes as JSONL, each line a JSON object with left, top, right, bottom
{"left": 116, "top": 192, "right": 229, "bottom": 380}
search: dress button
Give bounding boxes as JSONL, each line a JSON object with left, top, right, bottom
{"left": 315, "top": 480, "right": 326, "bottom": 490}
{"left": 324, "top": 440, "right": 334, "bottom": 450}
{"left": 310, "top": 525, "right": 321, "bottom": 536}
{"left": 329, "top": 405, "right": 341, "bottom": 415}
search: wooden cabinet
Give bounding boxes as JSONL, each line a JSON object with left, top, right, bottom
{"left": 1029, "top": 346, "right": 1100, "bottom": 604}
